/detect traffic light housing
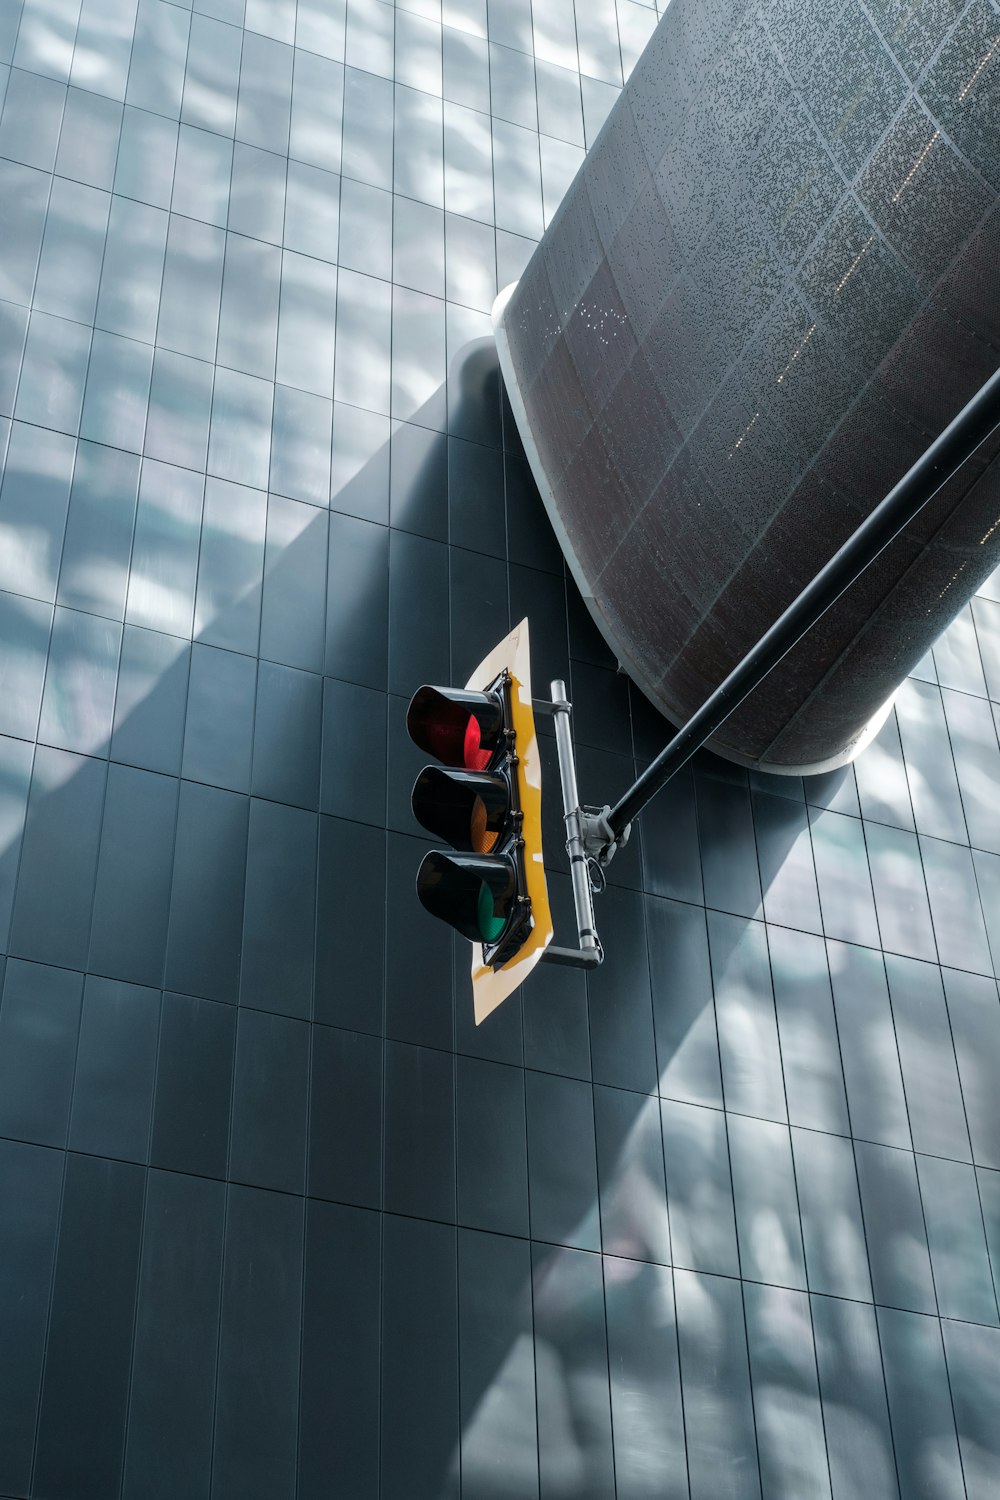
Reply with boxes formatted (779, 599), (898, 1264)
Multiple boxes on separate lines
(406, 619), (552, 1022)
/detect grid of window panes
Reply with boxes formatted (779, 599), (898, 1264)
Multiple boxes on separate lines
(1, 1), (999, 1498)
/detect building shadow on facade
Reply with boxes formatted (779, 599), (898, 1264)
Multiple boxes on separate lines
(0, 327), (908, 1500)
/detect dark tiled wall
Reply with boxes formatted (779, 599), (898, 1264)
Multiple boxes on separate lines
(1, 1), (999, 1499)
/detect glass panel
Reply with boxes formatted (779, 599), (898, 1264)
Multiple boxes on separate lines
(80, 330), (153, 453)
(769, 925), (850, 1134)
(96, 196), (168, 343)
(291, 50), (345, 173)
(182, 12), (242, 135)
(126, 459), (204, 638)
(114, 105), (179, 208)
(276, 250), (337, 397)
(646, 894), (723, 1108)
(674, 1268), (761, 1500)
(920, 832), (992, 976)
(14, 309), (91, 435)
(660, 1097), (739, 1277)
(532, 1242), (615, 1495)
(240, 797), (317, 1019)
(0, 67), (66, 171)
(854, 1139), (936, 1314)
(828, 937), (912, 1149)
(885, 952), (971, 1159)
(941, 1318), (1000, 1500)
(194, 475), (267, 654)
(251, 658), (322, 808)
(444, 99), (494, 223)
(182, 642), (256, 792)
(207, 367), (273, 490)
(752, 788), (823, 935)
(916, 1153), (998, 1326)
(69, 976), (159, 1160)
(608, 1258), (688, 1499)
(593, 1085), (669, 1266)
(792, 1128), (872, 1302)
(708, 910), (787, 1124)
(54, 87), (121, 189)
(877, 1304), (966, 1500)
(339, 177), (393, 282)
(123, 1171), (226, 1498)
(697, 773), (763, 921)
(895, 677), (968, 843)
(744, 1282), (832, 1500)
(728, 1114), (807, 1290)
(228, 141), (286, 242)
(942, 686), (1000, 855)
(944, 967), (1000, 1169)
(811, 1294), (899, 1500)
(864, 821), (936, 962)
(216, 232), (281, 380)
(38, 605), (121, 756)
(525, 1069), (600, 1251)
(111, 624), (190, 776)
(126, 0), (191, 119)
(456, 1056), (528, 1236)
(144, 348), (214, 470)
(235, 30), (293, 153)
(0, 421), (76, 605)
(855, 707), (915, 831)
(809, 805), (881, 948)
(157, 214), (226, 362)
(284, 159), (340, 262)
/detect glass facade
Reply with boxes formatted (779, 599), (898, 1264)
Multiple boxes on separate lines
(0, 1), (998, 1498)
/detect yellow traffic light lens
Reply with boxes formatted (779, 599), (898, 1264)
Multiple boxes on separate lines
(470, 795), (499, 854)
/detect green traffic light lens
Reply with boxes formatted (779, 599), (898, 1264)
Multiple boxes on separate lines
(477, 880), (507, 942)
(416, 850), (517, 948)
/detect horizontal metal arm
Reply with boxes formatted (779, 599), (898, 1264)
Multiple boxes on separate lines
(606, 363), (1000, 841)
(540, 944), (603, 968)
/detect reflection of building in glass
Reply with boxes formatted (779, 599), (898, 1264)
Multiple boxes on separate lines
(497, 0), (1000, 772)
(0, 3), (998, 1499)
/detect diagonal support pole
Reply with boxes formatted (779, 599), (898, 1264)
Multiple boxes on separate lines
(601, 363), (1000, 854)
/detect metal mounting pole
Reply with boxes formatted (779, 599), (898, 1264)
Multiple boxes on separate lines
(538, 680), (603, 969)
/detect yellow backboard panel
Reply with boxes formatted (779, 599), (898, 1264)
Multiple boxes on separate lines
(468, 619), (553, 1023)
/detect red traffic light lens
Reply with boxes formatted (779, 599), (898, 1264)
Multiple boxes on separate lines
(463, 715), (490, 770)
(407, 686), (503, 769)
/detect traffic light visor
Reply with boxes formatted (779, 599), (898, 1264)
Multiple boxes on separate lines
(411, 766), (510, 852)
(406, 686), (503, 770)
(416, 851), (517, 944)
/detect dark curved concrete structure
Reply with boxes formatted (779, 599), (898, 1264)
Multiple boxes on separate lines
(495, 0), (1000, 772)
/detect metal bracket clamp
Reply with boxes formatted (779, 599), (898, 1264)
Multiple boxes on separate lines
(535, 680), (605, 970)
(580, 805), (629, 868)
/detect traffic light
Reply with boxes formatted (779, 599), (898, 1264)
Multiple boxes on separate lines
(406, 620), (552, 1022)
